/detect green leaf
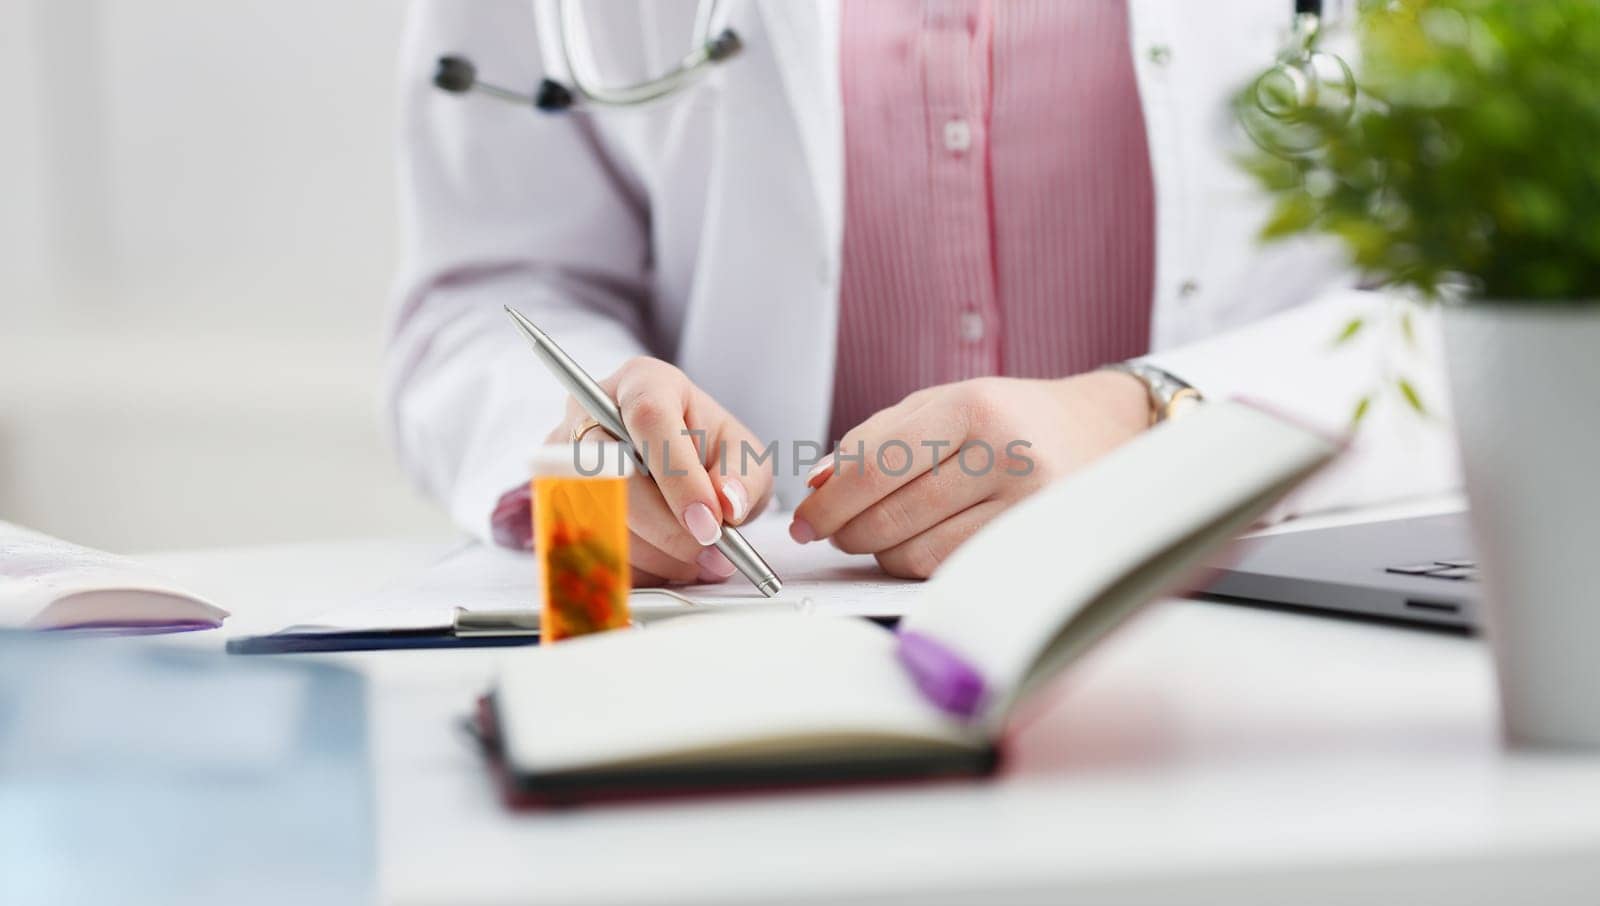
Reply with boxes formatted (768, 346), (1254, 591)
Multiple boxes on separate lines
(1399, 310), (1417, 348)
(1351, 395), (1374, 426)
(1260, 196), (1319, 240)
(1232, 0), (1600, 302)
(1236, 152), (1308, 193)
(1332, 317), (1367, 346)
(1396, 376), (1429, 416)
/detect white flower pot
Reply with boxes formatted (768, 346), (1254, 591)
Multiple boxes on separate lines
(1442, 304), (1600, 748)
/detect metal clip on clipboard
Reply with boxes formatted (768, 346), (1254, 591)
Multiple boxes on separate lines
(227, 608), (545, 655)
(451, 608), (545, 639)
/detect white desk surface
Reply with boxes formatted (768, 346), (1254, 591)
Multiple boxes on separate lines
(142, 501), (1600, 906)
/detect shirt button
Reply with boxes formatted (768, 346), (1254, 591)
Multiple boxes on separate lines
(943, 119), (972, 153)
(959, 312), (986, 343)
(1147, 45), (1173, 67)
(1178, 278), (1201, 301)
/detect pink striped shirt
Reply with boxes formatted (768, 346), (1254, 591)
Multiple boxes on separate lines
(830, 0), (1157, 440)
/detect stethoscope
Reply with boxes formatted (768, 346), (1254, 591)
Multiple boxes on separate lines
(433, 0), (1352, 157)
(433, 0), (740, 113)
(1241, 0), (1358, 157)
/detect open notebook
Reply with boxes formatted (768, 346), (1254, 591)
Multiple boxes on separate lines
(0, 523), (228, 633)
(478, 401), (1341, 804)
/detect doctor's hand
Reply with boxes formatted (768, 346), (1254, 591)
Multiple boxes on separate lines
(790, 373), (1149, 579)
(508, 357), (773, 586)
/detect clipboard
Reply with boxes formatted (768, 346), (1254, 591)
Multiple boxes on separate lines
(226, 608), (542, 655)
(227, 593), (902, 656)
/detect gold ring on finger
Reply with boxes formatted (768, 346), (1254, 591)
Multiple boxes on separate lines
(570, 418), (610, 444)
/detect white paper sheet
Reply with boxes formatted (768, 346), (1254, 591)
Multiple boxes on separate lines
(0, 521), (228, 630)
(301, 513), (924, 632)
(679, 515), (925, 617)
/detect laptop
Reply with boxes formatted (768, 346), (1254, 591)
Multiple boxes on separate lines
(1203, 512), (1479, 629)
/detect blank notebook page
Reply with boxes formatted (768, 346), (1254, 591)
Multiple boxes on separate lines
(496, 613), (976, 774)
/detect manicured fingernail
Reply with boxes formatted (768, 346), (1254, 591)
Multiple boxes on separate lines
(805, 458), (833, 486)
(696, 548), (736, 579)
(489, 483), (534, 550)
(721, 478), (749, 523)
(789, 518), (817, 544)
(684, 502), (722, 546)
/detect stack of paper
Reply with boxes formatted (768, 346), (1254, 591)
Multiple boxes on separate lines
(0, 521), (228, 633)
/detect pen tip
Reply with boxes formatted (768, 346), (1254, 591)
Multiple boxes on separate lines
(504, 306), (536, 336)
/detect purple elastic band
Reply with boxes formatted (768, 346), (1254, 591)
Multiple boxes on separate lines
(39, 620), (220, 636)
(895, 630), (987, 720)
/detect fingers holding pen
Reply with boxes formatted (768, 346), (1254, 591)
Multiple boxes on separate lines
(548, 355), (771, 586)
(685, 394), (773, 529)
(612, 358), (725, 547)
(624, 472), (719, 565)
(628, 530), (734, 586)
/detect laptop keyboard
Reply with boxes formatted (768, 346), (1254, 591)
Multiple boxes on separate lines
(1386, 560), (1479, 581)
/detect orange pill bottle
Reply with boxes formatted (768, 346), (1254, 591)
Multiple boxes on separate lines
(532, 443), (632, 643)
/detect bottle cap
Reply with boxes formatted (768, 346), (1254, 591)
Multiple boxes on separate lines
(531, 442), (635, 479)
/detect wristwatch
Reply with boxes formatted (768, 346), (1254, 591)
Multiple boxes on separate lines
(1099, 362), (1205, 425)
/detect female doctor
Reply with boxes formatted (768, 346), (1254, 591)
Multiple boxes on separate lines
(387, 0), (1455, 586)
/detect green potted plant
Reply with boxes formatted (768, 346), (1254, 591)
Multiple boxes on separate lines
(1239, 0), (1600, 747)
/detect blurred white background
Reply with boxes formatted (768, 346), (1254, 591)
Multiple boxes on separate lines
(0, 0), (453, 551)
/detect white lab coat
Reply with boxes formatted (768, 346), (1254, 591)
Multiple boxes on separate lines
(387, 0), (1458, 541)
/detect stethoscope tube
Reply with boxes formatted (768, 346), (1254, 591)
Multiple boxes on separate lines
(555, 0), (739, 109)
(432, 0), (739, 113)
(1241, 0), (1357, 158)
(433, 0), (1345, 156)
(432, 56), (577, 112)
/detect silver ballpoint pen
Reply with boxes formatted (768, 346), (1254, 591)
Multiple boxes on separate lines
(504, 306), (783, 597)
